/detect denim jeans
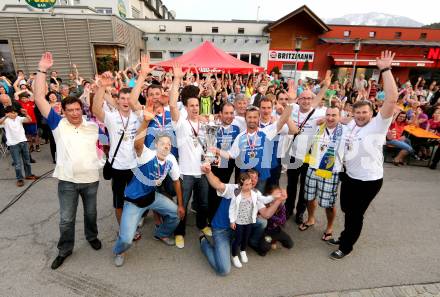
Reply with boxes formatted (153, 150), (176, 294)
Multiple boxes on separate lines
(113, 192), (179, 255)
(57, 180), (99, 257)
(174, 174), (209, 236)
(386, 139), (414, 154)
(200, 228), (233, 276)
(9, 141), (32, 180)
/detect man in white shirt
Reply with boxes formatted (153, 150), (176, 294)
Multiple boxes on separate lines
(329, 51), (398, 260)
(284, 72), (331, 225)
(34, 52), (103, 270)
(0, 106), (38, 187)
(169, 65), (211, 249)
(92, 72), (142, 226)
(299, 106), (346, 242)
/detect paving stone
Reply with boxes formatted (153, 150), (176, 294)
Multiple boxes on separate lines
(359, 289), (374, 297)
(348, 292), (363, 297)
(424, 285), (440, 295)
(325, 293), (341, 297)
(414, 285), (427, 294)
(392, 287), (407, 297)
(382, 287), (396, 297)
(371, 288), (385, 297)
(400, 286), (418, 297)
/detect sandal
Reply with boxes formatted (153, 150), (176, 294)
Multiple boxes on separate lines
(298, 222), (314, 231)
(133, 229), (142, 241)
(321, 232), (333, 242)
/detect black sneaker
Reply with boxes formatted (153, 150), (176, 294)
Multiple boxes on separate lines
(51, 252), (72, 270)
(329, 249), (349, 260)
(30, 158), (36, 163)
(327, 238), (340, 246)
(88, 238), (102, 250)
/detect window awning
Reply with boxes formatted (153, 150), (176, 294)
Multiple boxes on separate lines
(329, 53), (437, 68)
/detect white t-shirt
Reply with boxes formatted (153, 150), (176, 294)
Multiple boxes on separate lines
(104, 110), (141, 170)
(308, 124), (347, 173)
(232, 115), (246, 132)
(4, 116), (27, 146)
(172, 116), (205, 176)
(289, 104), (326, 160)
(344, 113), (393, 181)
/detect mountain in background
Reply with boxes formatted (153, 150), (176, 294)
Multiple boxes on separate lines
(326, 12), (424, 27)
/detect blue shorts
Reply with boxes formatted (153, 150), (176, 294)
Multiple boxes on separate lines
(24, 124), (38, 136)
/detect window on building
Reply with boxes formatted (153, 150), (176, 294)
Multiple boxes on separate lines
(170, 51), (183, 58)
(239, 53), (250, 63)
(73, 0), (80, 4)
(132, 6), (141, 18)
(149, 51), (163, 59)
(369, 31), (376, 38)
(343, 30), (351, 37)
(420, 33), (427, 39)
(229, 53), (238, 58)
(238, 28), (245, 34)
(395, 32), (402, 39)
(185, 26), (192, 33)
(282, 64), (295, 71)
(250, 53), (261, 66)
(212, 27), (219, 33)
(96, 7), (112, 14)
(159, 25), (166, 32)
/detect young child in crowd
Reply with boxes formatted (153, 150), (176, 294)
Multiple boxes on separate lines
(0, 106), (38, 187)
(229, 172), (260, 268)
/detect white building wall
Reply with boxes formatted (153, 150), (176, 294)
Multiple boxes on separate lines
(128, 19), (271, 68)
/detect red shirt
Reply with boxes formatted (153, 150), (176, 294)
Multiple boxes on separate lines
(389, 121), (406, 139)
(428, 119), (440, 135)
(19, 100), (36, 123)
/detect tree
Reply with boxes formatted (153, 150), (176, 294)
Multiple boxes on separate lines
(422, 22), (440, 29)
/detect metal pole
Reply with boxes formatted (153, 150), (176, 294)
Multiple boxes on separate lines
(293, 50), (299, 81)
(351, 51), (358, 86)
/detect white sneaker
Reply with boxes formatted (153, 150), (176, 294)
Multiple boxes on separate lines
(114, 254), (125, 267)
(231, 256), (242, 268)
(239, 251), (248, 263)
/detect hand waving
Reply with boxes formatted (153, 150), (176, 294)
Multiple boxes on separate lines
(39, 52), (53, 72)
(376, 50), (395, 70)
(172, 62), (184, 80)
(140, 54), (157, 77)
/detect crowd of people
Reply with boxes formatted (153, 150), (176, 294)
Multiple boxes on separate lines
(0, 49), (439, 275)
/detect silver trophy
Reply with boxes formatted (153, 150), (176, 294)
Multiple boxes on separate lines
(200, 120), (221, 164)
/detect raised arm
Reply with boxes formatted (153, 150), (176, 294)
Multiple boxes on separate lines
(169, 63), (184, 122)
(276, 103), (294, 132)
(312, 70), (332, 108)
(377, 51), (398, 119)
(286, 79), (297, 104)
(258, 190), (287, 219)
(134, 100), (155, 156)
(33, 52), (53, 118)
(129, 55), (156, 111)
(92, 71), (114, 123)
(201, 163), (226, 193)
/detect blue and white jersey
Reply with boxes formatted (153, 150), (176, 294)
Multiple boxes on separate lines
(228, 122), (279, 181)
(216, 124), (241, 168)
(124, 145), (180, 200)
(145, 110), (178, 157)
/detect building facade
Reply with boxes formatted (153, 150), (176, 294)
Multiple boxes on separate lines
(265, 5), (440, 83)
(0, 12), (145, 79)
(129, 19), (270, 67)
(1, 0), (175, 20)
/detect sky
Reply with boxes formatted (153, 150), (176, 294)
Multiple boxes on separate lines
(164, 0), (439, 25)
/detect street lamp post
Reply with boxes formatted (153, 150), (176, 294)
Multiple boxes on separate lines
(291, 37), (302, 81)
(351, 39), (361, 86)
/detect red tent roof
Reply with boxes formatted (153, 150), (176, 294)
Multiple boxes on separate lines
(152, 41), (264, 74)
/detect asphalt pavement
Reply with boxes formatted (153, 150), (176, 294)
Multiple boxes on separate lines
(0, 145), (439, 297)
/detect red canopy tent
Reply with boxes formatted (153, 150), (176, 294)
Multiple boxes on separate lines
(151, 41), (264, 74)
